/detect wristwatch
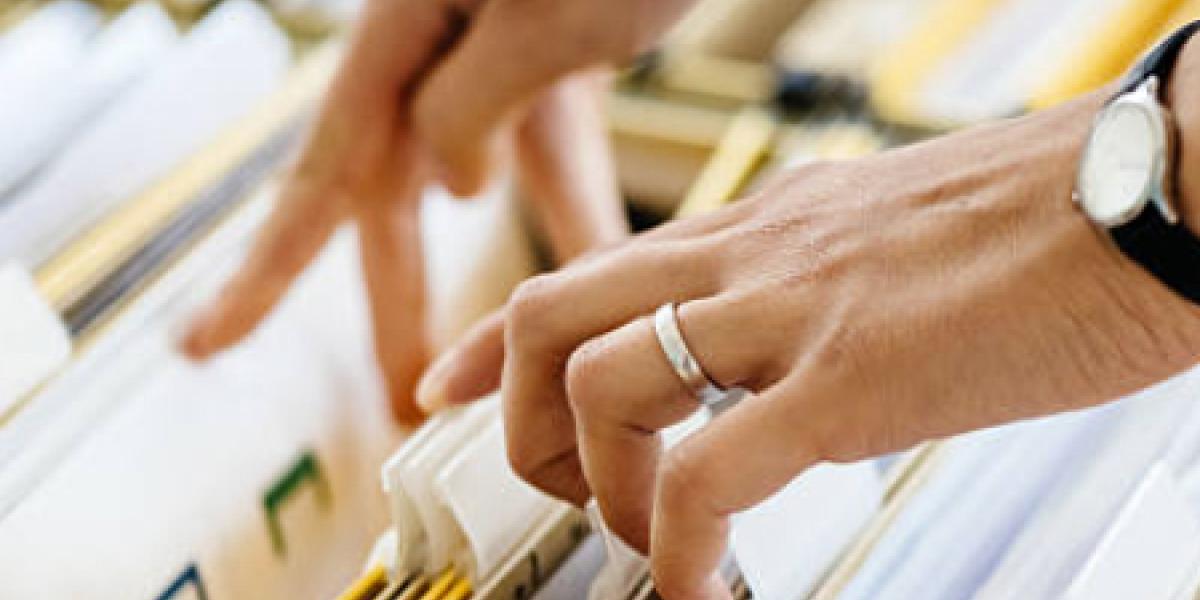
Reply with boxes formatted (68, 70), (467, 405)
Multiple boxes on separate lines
(1076, 21), (1200, 303)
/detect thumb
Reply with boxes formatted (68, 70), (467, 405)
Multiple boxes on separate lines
(416, 310), (506, 413)
(413, 0), (630, 197)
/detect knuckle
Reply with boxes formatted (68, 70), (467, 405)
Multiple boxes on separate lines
(495, 0), (621, 67)
(804, 414), (846, 463)
(564, 339), (609, 416)
(505, 434), (541, 484)
(507, 275), (561, 346)
(798, 394), (874, 465)
(657, 446), (713, 509)
(810, 313), (870, 382)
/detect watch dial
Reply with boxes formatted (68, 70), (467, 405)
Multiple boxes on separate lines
(1080, 103), (1158, 225)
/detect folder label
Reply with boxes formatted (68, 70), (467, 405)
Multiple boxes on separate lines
(0, 262), (71, 412)
(263, 449), (332, 556)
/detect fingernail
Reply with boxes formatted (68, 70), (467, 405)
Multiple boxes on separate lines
(416, 354), (454, 414)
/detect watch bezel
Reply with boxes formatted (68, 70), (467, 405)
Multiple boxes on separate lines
(1075, 77), (1177, 228)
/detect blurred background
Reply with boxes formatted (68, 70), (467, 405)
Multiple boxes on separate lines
(2, 0), (1200, 599)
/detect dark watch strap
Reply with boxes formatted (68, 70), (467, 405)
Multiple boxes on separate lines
(1113, 207), (1200, 303)
(1108, 21), (1200, 304)
(1120, 20), (1200, 96)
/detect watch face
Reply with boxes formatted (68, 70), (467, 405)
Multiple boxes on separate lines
(1078, 102), (1161, 226)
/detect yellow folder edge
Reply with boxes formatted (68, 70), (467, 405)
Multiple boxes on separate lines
(34, 39), (343, 312)
(870, 0), (1007, 129)
(1163, 0), (1200, 33)
(336, 564), (390, 600)
(420, 569), (464, 600)
(607, 92), (734, 150)
(657, 51), (775, 106)
(1029, 0), (1182, 110)
(675, 106), (775, 218)
(440, 578), (473, 600)
(0, 0), (38, 32)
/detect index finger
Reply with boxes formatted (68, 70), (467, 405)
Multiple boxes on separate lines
(181, 176), (344, 357)
(183, 0), (464, 358)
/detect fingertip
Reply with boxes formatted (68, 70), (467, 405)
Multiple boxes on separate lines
(424, 136), (491, 199)
(443, 165), (487, 199)
(179, 314), (216, 360)
(414, 88), (494, 199)
(179, 331), (207, 360)
(415, 365), (449, 415)
(390, 388), (428, 429)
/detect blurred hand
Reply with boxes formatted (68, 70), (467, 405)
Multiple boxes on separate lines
(417, 89), (1200, 598)
(180, 0), (704, 424)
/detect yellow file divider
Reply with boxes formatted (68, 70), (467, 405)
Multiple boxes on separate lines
(1029, 0), (1182, 109)
(1163, 0), (1200, 32)
(335, 565), (389, 600)
(676, 107), (775, 217)
(0, 0), (38, 32)
(421, 569), (466, 600)
(870, 0), (1007, 128)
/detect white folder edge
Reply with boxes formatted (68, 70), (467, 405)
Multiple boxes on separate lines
(394, 399), (499, 575)
(435, 417), (556, 582)
(0, 262), (71, 414)
(1063, 463), (1200, 600)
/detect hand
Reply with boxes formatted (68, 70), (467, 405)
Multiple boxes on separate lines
(418, 87), (1200, 598)
(179, 0), (704, 424)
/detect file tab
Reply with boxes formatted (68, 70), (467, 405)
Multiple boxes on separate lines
(0, 262), (70, 412)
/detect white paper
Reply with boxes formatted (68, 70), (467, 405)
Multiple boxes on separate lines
(381, 408), (456, 574)
(0, 1), (100, 115)
(395, 400), (498, 574)
(0, 2), (177, 197)
(0, 0), (290, 266)
(837, 423), (1016, 600)
(0, 263), (71, 411)
(869, 404), (1121, 600)
(974, 372), (1200, 600)
(421, 183), (534, 347)
(1063, 464), (1200, 600)
(732, 461), (882, 600)
(0, 218), (396, 599)
(587, 500), (650, 600)
(0, 169), (531, 597)
(435, 417), (556, 581)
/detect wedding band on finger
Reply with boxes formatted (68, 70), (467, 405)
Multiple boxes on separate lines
(654, 302), (727, 407)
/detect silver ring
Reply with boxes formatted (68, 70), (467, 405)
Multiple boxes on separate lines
(654, 302), (726, 406)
